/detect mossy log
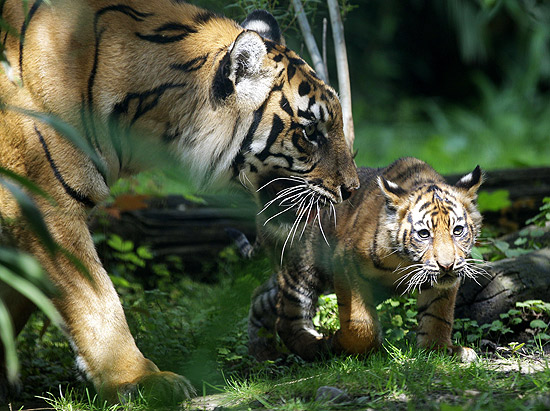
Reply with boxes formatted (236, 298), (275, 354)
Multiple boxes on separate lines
(455, 247), (550, 324)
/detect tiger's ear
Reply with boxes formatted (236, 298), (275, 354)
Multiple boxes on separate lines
(378, 176), (407, 208)
(226, 30), (275, 111)
(241, 10), (283, 44)
(455, 165), (483, 198)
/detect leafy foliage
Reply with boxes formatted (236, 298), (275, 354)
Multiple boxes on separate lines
(0, 169), (63, 383)
(454, 300), (550, 349)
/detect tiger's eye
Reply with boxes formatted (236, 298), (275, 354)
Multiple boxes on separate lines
(453, 225), (464, 236)
(417, 229), (430, 239)
(303, 124), (317, 140)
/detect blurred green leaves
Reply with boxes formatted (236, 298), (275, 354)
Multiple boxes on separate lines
(0, 168), (62, 383)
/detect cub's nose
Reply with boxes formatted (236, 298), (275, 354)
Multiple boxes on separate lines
(437, 261), (454, 272)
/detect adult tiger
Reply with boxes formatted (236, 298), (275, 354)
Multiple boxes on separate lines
(0, 0), (359, 403)
(248, 158), (483, 363)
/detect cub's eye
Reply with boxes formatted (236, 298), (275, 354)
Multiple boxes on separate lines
(303, 123), (317, 141)
(417, 229), (431, 239)
(453, 225), (465, 236)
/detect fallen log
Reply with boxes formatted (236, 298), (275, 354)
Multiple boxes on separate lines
(455, 247), (550, 324)
(447, 166), (550, 230)
(92, 167), (550, 281)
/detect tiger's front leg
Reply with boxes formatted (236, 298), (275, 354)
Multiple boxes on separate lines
(275, 266), (330, 360)
(32, 202), (195, 403)
(416, 284), (477, 363)
(331, 269), (382, 355)
(248, 275), (281, 361)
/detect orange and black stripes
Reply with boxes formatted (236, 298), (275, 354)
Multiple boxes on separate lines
(248, 157), (483, 361)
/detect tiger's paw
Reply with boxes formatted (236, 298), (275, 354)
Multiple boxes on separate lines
(119, 371), (196, 405)
(449, 346), (478, 363)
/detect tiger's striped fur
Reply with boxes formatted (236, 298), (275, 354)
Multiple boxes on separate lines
(0, 0), (358, 403)
(249, 157), (483, 362)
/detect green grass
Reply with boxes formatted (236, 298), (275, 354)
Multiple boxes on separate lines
(9, 248), (550, 410)
(222, 349), (550, 410)
(32, 338), (550, 410)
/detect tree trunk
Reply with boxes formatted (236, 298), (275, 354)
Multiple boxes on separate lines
(455, 247), (550, 324)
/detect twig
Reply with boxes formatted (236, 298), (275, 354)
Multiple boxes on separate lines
(322, 18), (328, 74)
(327, 0), (354, 149)
(290, 0), (329, 83)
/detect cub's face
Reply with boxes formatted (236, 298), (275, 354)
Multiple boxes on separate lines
(379, 168), (483, 292)
(403, 186), (480, 289)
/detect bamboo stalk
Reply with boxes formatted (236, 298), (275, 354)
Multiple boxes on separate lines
(327, 0), (354, 149)
(290, 0), (329, 83)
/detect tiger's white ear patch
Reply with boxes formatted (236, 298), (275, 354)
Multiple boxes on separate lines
(378, 176), (407, 207)
(455, 165), (483, 197)
(241, 10), (282, 43)
(229, 31), (275, 111)
(456, 173), (472, 186)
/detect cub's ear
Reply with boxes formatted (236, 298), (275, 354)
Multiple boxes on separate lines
(227, 30), (275, 111)
(455, 165), (483, 198)
(241, 10), (283, 44)
(378, 176), (407, 208)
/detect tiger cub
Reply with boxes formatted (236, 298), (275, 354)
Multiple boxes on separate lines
(248, 157), (483, 362)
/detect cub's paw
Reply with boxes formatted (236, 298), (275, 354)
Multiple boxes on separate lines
(449, 346), (478, 363)
(121, 371), (196, 405)
(249, 341), (284, 362)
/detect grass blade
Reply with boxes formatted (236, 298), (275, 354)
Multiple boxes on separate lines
(0, 265), (62, 326)
(0, 298), (18, 382)
(0, 179), (58, 254)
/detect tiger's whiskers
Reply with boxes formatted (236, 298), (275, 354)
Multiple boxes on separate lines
(256, 175), (336, 263)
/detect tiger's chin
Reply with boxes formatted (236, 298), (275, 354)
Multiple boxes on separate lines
(406, 270), (461, 293)
(256, 176), (335, 227)
(432, 272), (461, 289)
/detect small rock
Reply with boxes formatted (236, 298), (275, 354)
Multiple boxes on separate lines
(315, 386), (351, 404)
(525, 394), (550, 408)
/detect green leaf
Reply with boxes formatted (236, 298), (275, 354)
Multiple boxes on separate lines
(8, 106), (107, 178)
(0, 179), (57, 254)
(391, 314), (403, 327)
(0, 265), (62, 326)
(0, 167), (54, 204)
(477, 190), (511, 213)
(504, 248), (532, 258)
(470, 246), (485, 262)
(494, 240), (509, 252)
(110, 275), (131, 288)
(136, 246), (153, 260)
(0, 248), (56, 295)
(107, 235), (134, 253)
(0, 299), (18, 382)
(529, 228), (545, 238)
(530, 319), (548, 329)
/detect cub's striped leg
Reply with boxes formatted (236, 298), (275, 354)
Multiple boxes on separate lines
(416, 284), (477, 363)
(248, 275), (280, 361)
(331, 268), (383, 355)
(275, 266), (329, 361)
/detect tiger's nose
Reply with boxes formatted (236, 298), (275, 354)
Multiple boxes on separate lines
(437, 261), (454, 272)
(341, 186), (354, 201)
